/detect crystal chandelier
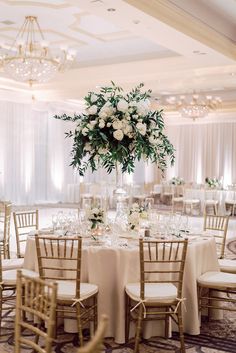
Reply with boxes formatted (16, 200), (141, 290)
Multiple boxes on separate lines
(166, 93), (222, 120)
(0, 16), (76, 85)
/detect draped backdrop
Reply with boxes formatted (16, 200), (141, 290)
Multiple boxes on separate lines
(166, 122), (236, 187)
(0, 101), (236, 204)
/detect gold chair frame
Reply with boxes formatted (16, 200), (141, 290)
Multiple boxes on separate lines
(203, 214), (229, 259)
(35, 235), (98, 346)
(13, 210), (39, 258)
(0, 202), (12, 259)
(125, 239), (188, 353)
(77, 314), (108, 353)
(15, 270), (57, 353)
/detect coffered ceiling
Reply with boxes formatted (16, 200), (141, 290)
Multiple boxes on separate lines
(0, 0), (235, 117)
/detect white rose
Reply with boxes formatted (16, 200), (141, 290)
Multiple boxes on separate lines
(87, 123), (94, 130)
(90, 94), (97, 103)
(136, 100), (150, 115)
(129, 212), (140, 224)
(117, 99), (129, 113)
(132, 203), (139, 209)
(87, 105), (98, 115)
(136, 122), (147, 136)
(82, 127), (89, 136)
(112, 120), (123, 130)
(107, 122), (112, 127)
(99, 119), (105, 128)
(98, 147), (108, 154)
(84, 143), (92, 151)
(149, 135), (156, 144)
(99, 111), (107, 119)
(129, 101), (137, 107)
(92, 207), (99, 215)
(113, 129), (124, 141)
(123, 124), (132, 135)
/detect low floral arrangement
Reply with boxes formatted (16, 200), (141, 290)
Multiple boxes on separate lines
(54, 82), (175, 176)
(205, 177), (221, 189)
(169, 177), (184, 185)
(87, 206), (104, 229)
(128, 203), (148, 230)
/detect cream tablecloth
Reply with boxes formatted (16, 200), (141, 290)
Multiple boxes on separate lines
(23, 236), (219, 343)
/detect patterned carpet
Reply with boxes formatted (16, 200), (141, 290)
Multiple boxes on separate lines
(0, 238), (235, 353)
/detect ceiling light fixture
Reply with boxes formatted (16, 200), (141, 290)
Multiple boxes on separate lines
(0, 16), (76, 86)
(166, 93), (222, 120)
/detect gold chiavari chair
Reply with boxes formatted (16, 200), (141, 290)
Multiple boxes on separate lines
(0, 251), (38, 333)
(77, 314), (108, 353)
(13, 210), (39, 258)
(15, 270), (57, 353)
(35, 235), (98, 346)
(203, 214), (236, 274)
(125, 239), (188, 353)
(0, 202), (12, 259)
(197, 268), (236, 325)
(203, 214), (229, 259)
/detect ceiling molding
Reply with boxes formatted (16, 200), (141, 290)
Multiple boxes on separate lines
(124, 0), (236, 61)
(0, 0), (71, 9)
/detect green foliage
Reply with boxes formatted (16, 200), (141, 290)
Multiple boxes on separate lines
(54, 82), (175, 176)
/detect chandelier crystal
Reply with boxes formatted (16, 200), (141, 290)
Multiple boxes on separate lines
(167, 93), (222, 120)
(0, 16), (76, 85)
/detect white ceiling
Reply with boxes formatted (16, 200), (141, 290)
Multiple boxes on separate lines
(0, 0), (235, 115)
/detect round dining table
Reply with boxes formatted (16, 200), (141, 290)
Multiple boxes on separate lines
(23, 234), (219, 344)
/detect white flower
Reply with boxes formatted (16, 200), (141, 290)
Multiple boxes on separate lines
(90, 94), (97, 103)
(107, 122), (112, 127)
(129, 212), (140, 225)
(99, 119), (105, 128)
(87, 123), (94, 130)
(123, 124), (133, 135)
(149, 135), (156, 144)
(129, 101), (137, 107)
(113, 129), (124, 141)
(98, 147), (108, 154)
(84, 143), (92, 151)
(117, 99), (129, 113)
(90, 120), (97, 126)
(136, 99), (150, 115)
(112, 120), (123, 130)
(136, 122), (147, 136)
(99, 111), (107, 119)
(82, 127), (89, 136)
(87, 105), (98, 115)
(132, 203), (139, 209)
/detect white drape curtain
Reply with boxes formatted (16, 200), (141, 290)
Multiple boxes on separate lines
(0, 102), (78, 204)
(166, 122), (236, 186)
(1, 100), (236, 204)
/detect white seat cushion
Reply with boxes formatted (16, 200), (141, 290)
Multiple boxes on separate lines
(3, 269), (38, 285)
(205, 200), (218, 205)
(2, 258), (24, 271)
(197, 271), (236, 288)
(57, 280), (98, 301)
(184, 199), (200, 204)
(218, 259), (236, 273)
(173, 197), (183, 202)
(125, 283), (177, 303)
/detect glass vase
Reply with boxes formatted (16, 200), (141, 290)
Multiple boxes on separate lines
(114, 163), (128, 227)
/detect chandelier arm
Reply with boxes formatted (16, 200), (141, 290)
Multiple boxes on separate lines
(10, 17), (27, 52)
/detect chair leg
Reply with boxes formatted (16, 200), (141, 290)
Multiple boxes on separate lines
(176, 304), (185, 353)
(0, 289), (2, 335)
(76, 303), (84, 346)
(125, 293), (130, 343)
(165, 307), (170, 338)
(134, 304), (143, 353)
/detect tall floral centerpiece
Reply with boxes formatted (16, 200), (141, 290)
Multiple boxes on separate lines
(54, 82), (175, 201)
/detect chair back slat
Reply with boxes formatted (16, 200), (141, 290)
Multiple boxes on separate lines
(14, 210), (38, 258)
(35, 235), (82, 298)
(15, 270), (57, 353)
(203, 214), (229, 258)
(139, 239), (188, 300)
(0, 202), (12, 258)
